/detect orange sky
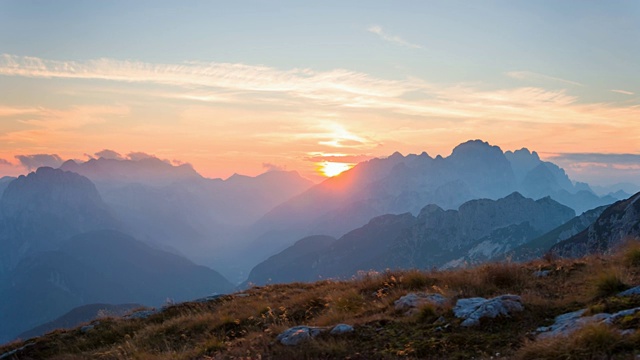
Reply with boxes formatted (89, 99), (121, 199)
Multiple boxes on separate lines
(1, 2), (639, 185)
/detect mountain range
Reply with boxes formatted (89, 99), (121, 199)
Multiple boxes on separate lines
(0, 168), (233, 343)
(0, 139), (636, 345)
(245, 192), (576, 285)
(243, 140), (622, 269)
(551, 191), (640, 257)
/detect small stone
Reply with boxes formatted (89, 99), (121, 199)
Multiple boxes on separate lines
(434, 316), (447, 324)
(276, 326), (326, 346)
(330, 324), (354, 335)
(533, 270), (550, 277)
(80, 325), (94, 333)
(125, 309), (159, 320)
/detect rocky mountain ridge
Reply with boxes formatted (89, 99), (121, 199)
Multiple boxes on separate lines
(246, 192), (575, 285)
(552, 192), (640, 257)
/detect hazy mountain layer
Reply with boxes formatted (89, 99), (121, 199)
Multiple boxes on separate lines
(0, 168), (234, 343)
(0, 230), (233, 343)
(0, 167), (120, 273)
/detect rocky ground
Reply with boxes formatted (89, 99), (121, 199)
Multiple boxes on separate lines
(3, 242), (640, 359)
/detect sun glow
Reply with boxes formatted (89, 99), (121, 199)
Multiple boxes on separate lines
(319, 161), (353, 177)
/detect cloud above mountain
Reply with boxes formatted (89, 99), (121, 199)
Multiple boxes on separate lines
(95, 149), (124, 160)
(547, 153), (640, 186)
(15, 154), (64, 170)
(0, 53), (638, 182)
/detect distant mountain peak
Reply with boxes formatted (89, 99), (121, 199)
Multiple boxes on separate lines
(59, 156), (202, 186)
(504, 191), (525, 200)
(388, 151), (404, 160)
(451, 139), (501, 154)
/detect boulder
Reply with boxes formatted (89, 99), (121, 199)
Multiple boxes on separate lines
(453, 295), (524, 327)
(394, 293), (448, 313)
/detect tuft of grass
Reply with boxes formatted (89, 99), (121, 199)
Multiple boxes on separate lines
(623, 241), (640, 267)
(593, 271), (628, 299)
(415, 303), (437, 323)
(399, 270), (436, 291)
(480, 262), (528, 291)
(333, 289), (366, 314)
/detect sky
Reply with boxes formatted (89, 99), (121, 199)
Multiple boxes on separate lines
(0, 0), (639, 184)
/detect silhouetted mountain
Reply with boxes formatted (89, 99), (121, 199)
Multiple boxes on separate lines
(0, 167), (119, 273)
(591, 183), (640, 197)
(551, 192), (640, 257)
(247, 140), (607, 269)
(0, 230), (233, 343)
(17, 303), (143, 340)
(248, 192), (575, 284)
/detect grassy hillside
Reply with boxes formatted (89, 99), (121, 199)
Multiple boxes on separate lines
(3, 242), (640, 359)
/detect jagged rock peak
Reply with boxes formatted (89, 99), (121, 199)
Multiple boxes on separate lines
(388, 151), (404, 160)
(418, 203), (445, 218)
(3, 167), (100, 203)
(505, 148), (541, 161)
(504, 191), (525, 200)
(450, 139), (503, 157)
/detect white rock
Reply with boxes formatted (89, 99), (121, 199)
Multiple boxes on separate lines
(536, 307), (640, 339)
(453, 295), (524, 327)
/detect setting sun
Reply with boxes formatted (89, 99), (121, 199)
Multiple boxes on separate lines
(319, 161), (353, 177)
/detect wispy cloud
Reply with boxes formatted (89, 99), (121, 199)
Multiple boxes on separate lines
(0, 54), (419, 101)
(545, 152), (640, 186)
(0, 106), (39, 117)
(4, 54), (639, 128)
(367, 25), (422, 49)
(506, 71), (583, 87)
(611, 89), (634, 95)
(548, 153), (640, 165)
(1, 54), (639, 180)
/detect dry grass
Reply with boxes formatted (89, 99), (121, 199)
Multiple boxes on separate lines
(3, 252), (640, 359)
(516, 323), (640, 360)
